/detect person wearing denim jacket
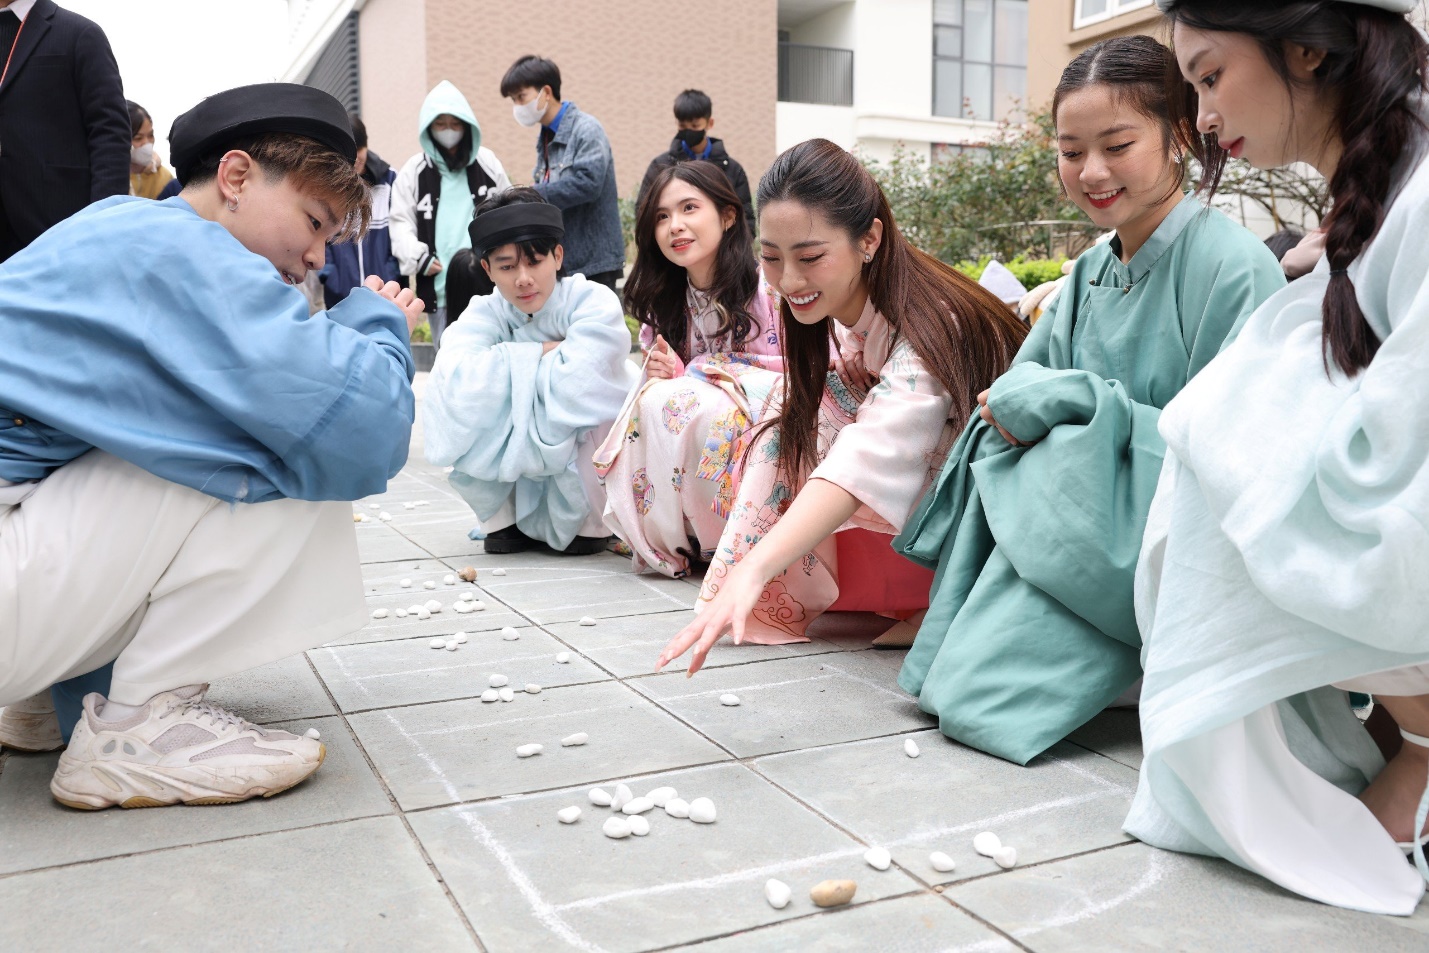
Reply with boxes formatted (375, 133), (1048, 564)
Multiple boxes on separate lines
(500, 55), (624, 290)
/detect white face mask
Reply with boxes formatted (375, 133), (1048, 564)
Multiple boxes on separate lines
(130, 143), (154, 168)
(512, 90), (547, 127)
(431, 127), (463, 150)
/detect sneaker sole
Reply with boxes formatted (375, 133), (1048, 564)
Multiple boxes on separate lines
(482, 539), (536, 554)
(50, 744), (326, 811)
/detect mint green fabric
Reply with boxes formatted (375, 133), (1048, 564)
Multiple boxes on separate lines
(895, 196), (1285, 765)
(418, 81), (483, 307)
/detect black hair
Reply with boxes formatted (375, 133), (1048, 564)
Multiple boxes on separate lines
(674, 89), (713, 122)
(444, 248), (493, 320)
(1163, 0), (1428, 377)
(348, 112), (367, 150)
(625, 161), (757, 360)
(473, 186), (565, 273)
(500, 55), (562, 100)
(428, 116), (472, 167)
(1053, 35), (1223, 205)
(1263, 226), (1306, 262)
(127, 100), (151, 138)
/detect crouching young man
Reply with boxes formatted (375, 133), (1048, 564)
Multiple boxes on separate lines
(424, 188), (638, 555)
(0, 84), (423, 808)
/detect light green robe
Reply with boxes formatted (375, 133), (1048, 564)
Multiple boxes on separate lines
(895, 195), (1285, 765)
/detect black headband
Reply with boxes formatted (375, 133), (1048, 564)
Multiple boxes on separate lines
(169, 83), (356, 183)
(469, 203), (565, 257)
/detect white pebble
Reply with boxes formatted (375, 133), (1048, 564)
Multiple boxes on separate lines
(556, 652), (571, 663)
(470, 601), (486, 611)
(719, 694), (741, 707)
(602, 816), (631, 839)
(765, 879), (792, 910)
(368, 504), (380, 510)
(454, 633), (468, 644)
(416, 608), (431, 620)
(403, 502), (415, 510)
(445, 640), (459, 651)
(628, 815), (650, 836)
(663, 798), (690, 819)
(864, 846), (892, 871)
(557, 806), (582, 824)
(524, 683), (542, 694)
(993, 846), (1018, 869)
(413, 500), (430, 507)
(371, 608), (389, 620)
(460, 592), (475, 602)
(394, 608), (408, 618)
(303, 728), (321, 740)
(453, 602), (471, 614)
(688, 797), (717, 824)
(905, 738), (920, 758)
(561, 733), (588, 747)
(429, 638), (446, 649)
(492, 568), (507, 576)
(423, 580), (436, 590)
(621, 797), (655, 815)
(973, 832), (1002, 858)
(489, 675), (509, 688)
(578, 616), (597, 626)
(443, 574), (456, 585)
(400, 578), (412, 588)
(480, 689), (498, 703)
(498, 687), (515, 702)
(378, 512), (392, 521)
(516, 743), (543, 758)
(611, 783), (633, 812)
(407, 604), (424, 614)
(930, 851), (956, 873)
(647, 786), (677, 807)
(588, 787), (613, 806)
(500, 626), (520, 641)
(424, 599), (443, 613)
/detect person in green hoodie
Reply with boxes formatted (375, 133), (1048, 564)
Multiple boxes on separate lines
(391, 80), (511, 347)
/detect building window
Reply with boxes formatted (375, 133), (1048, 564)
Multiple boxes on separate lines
(933, 0), (1027, 122)
(1072, 0), (1153, 30)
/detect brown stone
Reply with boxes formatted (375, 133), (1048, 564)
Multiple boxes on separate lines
(809, 879), (857, 908)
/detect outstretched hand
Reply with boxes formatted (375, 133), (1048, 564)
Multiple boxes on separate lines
(655, 560), (767, 677)
(365, 275), (425, 332)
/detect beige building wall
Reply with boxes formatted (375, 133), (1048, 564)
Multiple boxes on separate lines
(1027, 0), (1163, 111)
(384, 0), (780, 199)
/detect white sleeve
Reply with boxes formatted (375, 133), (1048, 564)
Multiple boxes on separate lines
(389, 155), (430, 276)
(480, 147), (513, 192)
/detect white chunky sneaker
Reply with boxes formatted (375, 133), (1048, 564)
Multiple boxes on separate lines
(49, 686), (324, 810)
(0, 690), (65, 752)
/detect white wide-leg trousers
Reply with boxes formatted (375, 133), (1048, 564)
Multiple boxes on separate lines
(0, 451), (366, 707)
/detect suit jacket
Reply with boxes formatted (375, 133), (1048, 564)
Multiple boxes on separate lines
(0, 0), (128, 253)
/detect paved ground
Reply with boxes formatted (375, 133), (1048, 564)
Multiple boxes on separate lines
(2, 377), (1427, 952)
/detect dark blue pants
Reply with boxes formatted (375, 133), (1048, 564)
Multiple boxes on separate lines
(48, 664), (113, 743)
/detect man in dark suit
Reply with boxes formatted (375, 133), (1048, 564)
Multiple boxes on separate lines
(0, 0), (128, 261)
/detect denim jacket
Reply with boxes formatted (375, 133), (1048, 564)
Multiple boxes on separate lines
(532, 103), (625, 278)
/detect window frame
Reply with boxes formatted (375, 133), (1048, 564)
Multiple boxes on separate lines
(932, 0), (1027, 123)
(1072, 0), (1153, 31)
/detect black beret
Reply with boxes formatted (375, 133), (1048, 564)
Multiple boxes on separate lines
(169, 83), (356, 182)
(469, 202), (565, 257)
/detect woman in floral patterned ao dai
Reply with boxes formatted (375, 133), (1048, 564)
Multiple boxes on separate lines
(596, 163), (782, 578)
(656, 139), (1028, 673)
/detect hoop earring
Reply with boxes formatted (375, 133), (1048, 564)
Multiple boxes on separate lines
(226, 199), (239, 212)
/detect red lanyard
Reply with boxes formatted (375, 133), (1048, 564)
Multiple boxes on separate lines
(0, 11), (28, 89)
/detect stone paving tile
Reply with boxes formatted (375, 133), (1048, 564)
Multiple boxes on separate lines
(630, 652), (935, 757)
(668, 894), (1017, 953)
(0, 716), (389, 875)
(754, 730), (1137, 886)
(482, 566), (698, 624)
(360, 557), (464, 590)
(205, 654), (336, 724)
(310, 627), (611, 712)
(407, 762), (923, 953)
(348, 681), (731, 811)
(545, 609), (848, 678)
(0, 816), (476, 953)
(1066, 709), (1143, 770)
(358, 525), (430, 563)
(948, 842), (1429, 953)
(440, 549), (637, 574)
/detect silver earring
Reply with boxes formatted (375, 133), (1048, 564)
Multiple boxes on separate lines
(226, 199), (238, 212)
(864, 253), (872, 263)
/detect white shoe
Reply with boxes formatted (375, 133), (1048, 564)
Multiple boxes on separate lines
(50, 686), (324, 810)
(0, 690), (65, 752)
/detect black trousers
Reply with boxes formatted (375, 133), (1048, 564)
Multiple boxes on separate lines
(586, 269), (622, 293)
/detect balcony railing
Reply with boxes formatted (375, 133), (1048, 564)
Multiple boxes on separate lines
(778, 42), (854, 107)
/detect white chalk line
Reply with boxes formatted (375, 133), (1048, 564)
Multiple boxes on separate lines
(654, 673), (840, 702)
(405, 700), (639, 737)
(380, 710), (608, 953)
(815, 659), (921, 705)
(350, 649), (565, 682)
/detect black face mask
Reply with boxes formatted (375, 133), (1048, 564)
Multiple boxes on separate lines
(675, 128), (706, 148)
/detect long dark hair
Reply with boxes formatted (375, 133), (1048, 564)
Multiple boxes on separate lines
(1053, 34), (1226, 204)
(757, 138), (1028, 480)
(624, 163), (759, 359)
(1163, 0), (1428, 376)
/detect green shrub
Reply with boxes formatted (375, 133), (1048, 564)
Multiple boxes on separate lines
(410, 321), (431, 344)
(953, 255), (1067, 290)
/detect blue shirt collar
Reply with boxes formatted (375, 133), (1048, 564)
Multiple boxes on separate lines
(680, 137), (714, 160)
(544, 101), (572, 135)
